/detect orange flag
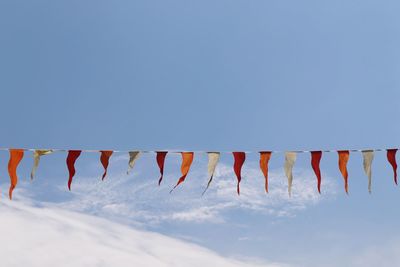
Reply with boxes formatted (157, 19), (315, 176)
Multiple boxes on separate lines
(100, 150), (113, 180)
(156, 152), (168, 185)
(387, 149), (398, 185)
(311, 151), (322, 193)
(338, 150), (350, 194)
(170, 152), (194, 192)
(233, 152), (246, 195)
(259, 152), (272, 193)
(8, 149), (24, 200)
(67, 150), (82, 190)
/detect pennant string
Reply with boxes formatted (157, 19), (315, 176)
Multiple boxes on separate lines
(156, 152), (168, 185)
(170, 152), (194, 193)
(0, 147), (399, 199)
(338, 150), (350, 194)
(100, 151), (113, 180)
(67, 150), (82, 191)
(233, 152), (246, 195)
(0, 147), (396, 154)
(311, 151), (322, 194)
(259, 152), (272, 193)
(387, 149), (398, 185)
(202, 152), (220, 195)
(0, 147), (393, 157)
(8, 149), (24, 200)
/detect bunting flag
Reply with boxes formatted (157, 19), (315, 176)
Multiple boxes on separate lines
(8, 149), (24, 200)
(284, 152), (297, 197)
(156, 151), (168, 185)
(311, 151), (322, 193)
(100, 150), (113, 180)
(338, 150), (350, 194)
(66, 150), (82, 190)
(387, 149), (398, 185)
(233, 152), (246, 195)
(202, 152), (220, 195)
(127, 151), (141, 175)
(259, 151), (272, 193)
(30, 149), (53, 180)
(171, 152), (194, 192)
(0, 146), (400, 199)
(362, 150), (374, 193)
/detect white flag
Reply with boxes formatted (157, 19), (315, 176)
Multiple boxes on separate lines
(31, 149), (53, 179)
(127, 151), (141, 174)
(202, 152), (220, 195)
(284, 152), (297, 197)
(362, 150), (374, 193)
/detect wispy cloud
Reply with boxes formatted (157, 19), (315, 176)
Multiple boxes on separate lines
(25, 158), (338, 225)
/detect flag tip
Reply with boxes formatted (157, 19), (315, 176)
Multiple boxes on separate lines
(169, 184), (178, 194)
(202, 186), (210, 196)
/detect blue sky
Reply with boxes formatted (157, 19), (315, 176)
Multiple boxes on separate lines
(0, 0), (400, 266)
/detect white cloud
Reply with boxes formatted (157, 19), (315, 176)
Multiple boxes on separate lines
(0, 200), (289, 267)
(36, 159), (338, 225)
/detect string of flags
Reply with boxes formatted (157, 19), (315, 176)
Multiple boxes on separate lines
(0, 147), (398, 200)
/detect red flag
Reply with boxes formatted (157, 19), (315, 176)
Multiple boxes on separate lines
(100, 150), (113, 180)
(8, 149), (24, 200)
(233, 152), (246, 195)
(156, 152), (168, 185)
(311, 151), (322, 193)
(387, 149), (398, 185)
(67, 150), (82, 190)
(170, 152), (194, 192)
(259, 152), (272, 193)
(338, 150), (350, 194)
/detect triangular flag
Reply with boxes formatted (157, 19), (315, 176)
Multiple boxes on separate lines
(284, 152), (297, 197)
(171, 152), (194, 192)
(362, 150), (374, 193)
(127, 151), (141, 175)
(67, 150), (82, 190)
(100, 150), (113, 180)
(259, 151), (272, 193)
(311, 151), (322, 193)
(8, 149), (24, 200)
(338, 150), (350, 194)
(156, 152), (168, 185)
(232, 152), (246, 195)
(30, 149), (53, 180)
(387, 149), (398, 185)
(202, 152), (220, 195)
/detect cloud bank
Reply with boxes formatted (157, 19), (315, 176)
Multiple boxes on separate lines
(0, 201), (288, 267)
(41, 159), (338, 225)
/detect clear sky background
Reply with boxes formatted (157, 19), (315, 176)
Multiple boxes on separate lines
(0, 1), (400, 266)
